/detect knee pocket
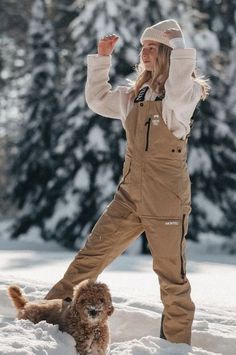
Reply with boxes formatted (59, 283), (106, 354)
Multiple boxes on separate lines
(147, 215), (188, 280)
(118, 157), (131, 189)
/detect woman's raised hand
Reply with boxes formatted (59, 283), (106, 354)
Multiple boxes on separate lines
(163, 28), (182, 40)
(98, 34), (119, 56)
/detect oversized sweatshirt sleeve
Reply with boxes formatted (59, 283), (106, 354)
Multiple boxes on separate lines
(85, 54), (130, 121)
(162, 48), (202, 139)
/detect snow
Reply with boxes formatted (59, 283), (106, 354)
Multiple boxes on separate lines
(74, 167), (90, 190)
(45, 188), (82, 232)
(96, 167), (116, 199)
(87, 126), (107, 152)
(0, 320), (77, 355)
(194, 29), (220, 53)
(194, 193), (224, 227)
(0, 224), (236, 355)
(188, 148), (212, 174)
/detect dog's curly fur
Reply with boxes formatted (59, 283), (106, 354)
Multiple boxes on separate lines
(8, 279), (114, 355)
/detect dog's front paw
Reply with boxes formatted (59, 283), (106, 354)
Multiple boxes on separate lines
(76, 341), (94, 355)
(77, 349), (92, 355)
(90, 346), (107, 355)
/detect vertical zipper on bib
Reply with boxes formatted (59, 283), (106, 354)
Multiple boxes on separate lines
(180, 214), (185, 279)
(145, 117), (151, 151)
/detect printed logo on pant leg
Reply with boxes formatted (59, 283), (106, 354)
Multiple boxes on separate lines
(164, 221), (179, 225)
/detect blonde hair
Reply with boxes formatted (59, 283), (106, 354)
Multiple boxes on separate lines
(130, 43), (210, 100)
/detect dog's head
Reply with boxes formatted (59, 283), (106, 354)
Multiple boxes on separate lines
(72, 280), (114, 324)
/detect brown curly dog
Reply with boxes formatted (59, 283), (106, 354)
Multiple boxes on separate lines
(8, 279), (114, 355)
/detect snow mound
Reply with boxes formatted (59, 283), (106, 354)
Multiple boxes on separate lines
(0, 319), (76, 355)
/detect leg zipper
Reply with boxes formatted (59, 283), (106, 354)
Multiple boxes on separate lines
(160, 314), (167, 340)
(180, 214), (186, 279)
(145, 117), (151, 151)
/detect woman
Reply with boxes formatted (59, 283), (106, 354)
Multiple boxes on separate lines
(45, 19), (209, 345)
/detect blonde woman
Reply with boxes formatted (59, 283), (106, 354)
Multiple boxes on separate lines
(45, 19), (209, 345)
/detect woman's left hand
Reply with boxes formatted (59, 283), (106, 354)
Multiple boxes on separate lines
(163, 28), (182, 40)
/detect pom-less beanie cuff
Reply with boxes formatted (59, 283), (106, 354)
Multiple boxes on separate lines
(140, 19), (184, 48)
(140, 28), (170, 46)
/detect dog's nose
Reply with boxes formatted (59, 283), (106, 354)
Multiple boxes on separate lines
(90, 309), (97, 317)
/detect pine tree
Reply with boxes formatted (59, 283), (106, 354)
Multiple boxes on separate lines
(54, 0), (235, 250)
(10, 0), (236, 252)
(42, 0), (156, 249)
(182, 0), (236, 245)
(0, 0), (32, 216)
(42, 0), (236, 249)
(10, 0), (61, 239)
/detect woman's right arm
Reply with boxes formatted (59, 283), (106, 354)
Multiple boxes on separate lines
(85, 35), (130, 120)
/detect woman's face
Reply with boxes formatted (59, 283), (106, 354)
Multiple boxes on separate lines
(140, 40), (160, 71)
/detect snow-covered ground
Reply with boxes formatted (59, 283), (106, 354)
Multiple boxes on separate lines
(0, 221), (235, 355)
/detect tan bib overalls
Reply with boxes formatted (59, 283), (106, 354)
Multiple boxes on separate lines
(45, 98), (195, 345)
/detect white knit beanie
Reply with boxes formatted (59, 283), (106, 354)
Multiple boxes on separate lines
(140, 19), (184, 48)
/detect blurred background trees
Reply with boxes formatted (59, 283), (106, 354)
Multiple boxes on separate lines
(0, 0), (235, 252)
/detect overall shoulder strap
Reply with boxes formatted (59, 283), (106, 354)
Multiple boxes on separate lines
(134, 86), (149, 102)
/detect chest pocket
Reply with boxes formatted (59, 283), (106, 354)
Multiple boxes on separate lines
(144, 115), (161, 151)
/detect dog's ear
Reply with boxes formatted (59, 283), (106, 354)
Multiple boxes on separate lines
(73, 279), (91, 299)
(107, 304), (114, 316)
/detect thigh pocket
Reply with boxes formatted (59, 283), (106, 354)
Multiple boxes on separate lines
(118, 158), (131, 189)
(91, 200), (131, 236)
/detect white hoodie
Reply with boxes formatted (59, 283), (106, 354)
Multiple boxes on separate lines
(85, 46), (202, 140)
